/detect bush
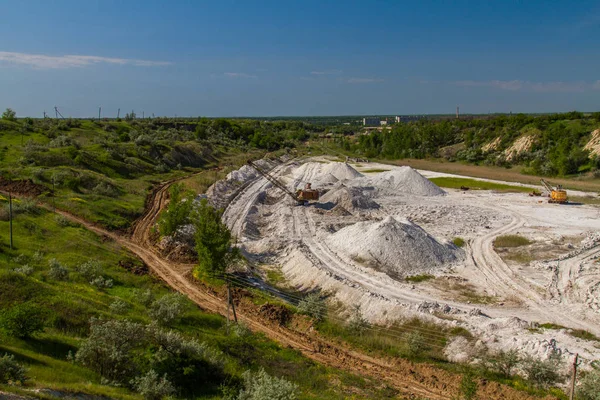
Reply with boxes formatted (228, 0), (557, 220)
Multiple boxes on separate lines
(149, 293), (185, 326)
(0, 303), (46, 338)
(453, 237), (465, 247)
(75, 318), (146, 383)
(2, 108), (16, 121)
(578, 369), (600, 400)
(0, 354), (28, 384)
(236, 368), (298, 400)
(48, 258), (69, 281)
(405, 331), (429, 357)
(297, 293), (326, 322)
(77, 259), (103, 280)
(522, 355), (564, 388)
(138, 289), (155, 307)
(483, 349), (521, 377)
(55, 214), (78, 228)
(346, 305), (369, 336)
(109, 299), (129, 315)
(13, 265), (34, 276)
(91, 181), (120, 197)
(90, 276), (113, 290)
(131, 370), (175, 400)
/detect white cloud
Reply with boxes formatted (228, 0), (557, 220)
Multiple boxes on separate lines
(452, 79), (589, 93)
(224, 72), (257, 79)
(0, 51), (171, 69)
(347, 77), (384, 84)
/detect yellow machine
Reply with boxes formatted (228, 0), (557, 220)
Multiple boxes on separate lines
(540, 179), (568, 204)
(296, 183), (319, 202)
(247, 160), (319, 205)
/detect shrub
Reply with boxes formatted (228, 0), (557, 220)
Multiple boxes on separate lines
(49, 135), (74, 148)
(0, 354), (28, 384)
(405, 331), (429, 357)
(522, 355), (564, 388)
(75, 318), (146, 382)
(131, 370), (175, 400)
(453, 237), (465, 247)
(48, 259), (69, 281)
(297, 293), (326, 322)
(0, 303), (46, 338)
(149, 293), (185, 326)
(578, 369), (600, 400)
(90, 276), (113, 290)
(55, 214), (78, 228)
(13, 265), (34, 276)
(483, 349), (521, 377)
(91, 181), (120, 197)
(236, 368), (298, 400)
(109, 299), (129, 315)
(12, 198), (40, 216)
(138, 289), (155, 307)
(77, 259), (103, 281)
(347, 305), (369, 336)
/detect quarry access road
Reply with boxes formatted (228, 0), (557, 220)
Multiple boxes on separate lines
(47, 173), (459, 400)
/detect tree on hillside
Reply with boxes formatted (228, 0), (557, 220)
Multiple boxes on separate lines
(192, 199), (240, 276)
(2, 108), (16, 121)
(158, 183), (195, 237)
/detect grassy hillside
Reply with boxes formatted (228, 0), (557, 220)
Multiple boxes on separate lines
(0, 201), (401, 399)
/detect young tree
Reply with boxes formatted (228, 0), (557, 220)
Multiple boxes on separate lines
(578, 369), (600, 400)
(0, 303), (46, 338)
(158, 183), (195, 237)
(192, 199), (240, 276)
(2, 108), (16, 121)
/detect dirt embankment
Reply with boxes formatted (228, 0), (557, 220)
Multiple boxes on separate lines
(45, 172), (557, 400)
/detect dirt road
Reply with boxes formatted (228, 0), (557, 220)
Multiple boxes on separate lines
(49, 173), (557, 400)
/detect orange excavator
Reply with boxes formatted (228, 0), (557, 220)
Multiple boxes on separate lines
(247, 160), (319, 205)
(540, 179), (568, 204)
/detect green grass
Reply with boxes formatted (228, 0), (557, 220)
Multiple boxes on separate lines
(429, 177), (531, 193)
(405, 274), (434, 283)
(0, 205), (400, 399)
(494, 235), (532, 248)
(535, 323), (600, 342)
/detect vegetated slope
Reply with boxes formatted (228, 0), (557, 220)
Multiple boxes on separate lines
(0, 200), (405, 400)
(0, 117), (317, 230)
(343, 111), (600, 177)
(325, 216), (460, 278)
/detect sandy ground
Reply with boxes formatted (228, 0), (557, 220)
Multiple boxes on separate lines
(212, 157), (600, 368)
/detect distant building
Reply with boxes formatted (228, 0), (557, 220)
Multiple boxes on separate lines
(380, 120), (388, 125)
(362, 117), (380, 126)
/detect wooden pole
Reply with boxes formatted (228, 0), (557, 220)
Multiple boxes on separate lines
(569, 353), (579, 400)
(117, 108), (120, 119)
(230, 285), (238, 323)
(226, 284), (231, 334)
(8, 193), (13, 250)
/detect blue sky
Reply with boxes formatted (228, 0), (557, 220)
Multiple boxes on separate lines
(1, 0), (599, 117)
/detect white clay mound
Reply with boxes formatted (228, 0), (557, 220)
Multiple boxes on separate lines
(292, 162), (363, 186)
(358, 167), (445, 196)
(325, 216), (459, 278)
(320, 185), (379, 210)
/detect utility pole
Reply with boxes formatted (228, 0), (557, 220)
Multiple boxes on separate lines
(8, 193), (13, 250)
(98, 107), (101, 120)
(55, 106), (58, 119)
(43, 111), (47, 119)
(117, 108), (120, 119)
(569, 354), (579, 400)
(52, 175), (56, 212)
(142, 111), (145, 119)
